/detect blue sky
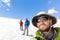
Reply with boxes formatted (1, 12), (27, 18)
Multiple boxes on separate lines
(0, 0), (60, 20)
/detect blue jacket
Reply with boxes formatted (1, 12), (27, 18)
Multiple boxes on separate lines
(25, 20), (30, 26)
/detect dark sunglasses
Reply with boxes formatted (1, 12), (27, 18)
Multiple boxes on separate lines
(37, 17), (49, 23)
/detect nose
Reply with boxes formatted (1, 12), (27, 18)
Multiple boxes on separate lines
(38, 21), (44, 24)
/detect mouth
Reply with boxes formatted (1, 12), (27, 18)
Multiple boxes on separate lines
(40, 24), (46, 27)
(38, 24), (47, 29)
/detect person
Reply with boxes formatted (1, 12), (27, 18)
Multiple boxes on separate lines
(23, 18), (30, 36)
(31, 12), (60, 40)
(19, 20), (23, 31)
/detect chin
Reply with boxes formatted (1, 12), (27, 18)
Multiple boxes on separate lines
(40, 29), (45, 31)
(39, 28), (46, 31)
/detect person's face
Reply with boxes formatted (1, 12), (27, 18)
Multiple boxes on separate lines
(37, 16), (52, 31)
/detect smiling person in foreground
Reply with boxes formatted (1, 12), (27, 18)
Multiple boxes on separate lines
(31, 12), (60, 40)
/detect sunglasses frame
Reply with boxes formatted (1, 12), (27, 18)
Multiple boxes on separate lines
(37, 17), (49, 23)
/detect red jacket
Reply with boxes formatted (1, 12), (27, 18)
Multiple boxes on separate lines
(19, 21), (23, 26)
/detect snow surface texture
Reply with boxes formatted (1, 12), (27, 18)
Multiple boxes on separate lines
(0, 17), (60, 40)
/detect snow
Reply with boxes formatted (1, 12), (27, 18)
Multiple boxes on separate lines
(0, 17), (37, 40)
(0, 17), (60, 40)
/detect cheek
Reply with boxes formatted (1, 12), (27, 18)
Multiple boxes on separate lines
(45, 20), (52, 26)
(37, 23), (39, 27)
(44, 21), (50, 26)
(37, 23), (41, 28)
(45, 22), (49, 26)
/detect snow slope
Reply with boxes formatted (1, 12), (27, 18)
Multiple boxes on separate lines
(0, 17), (60, 40)
(0, 17), (37, 40)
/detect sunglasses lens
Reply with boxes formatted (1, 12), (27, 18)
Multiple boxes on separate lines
(37, 17), (48, 22)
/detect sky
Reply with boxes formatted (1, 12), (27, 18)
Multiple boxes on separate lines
(0, 0), (60, 20)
